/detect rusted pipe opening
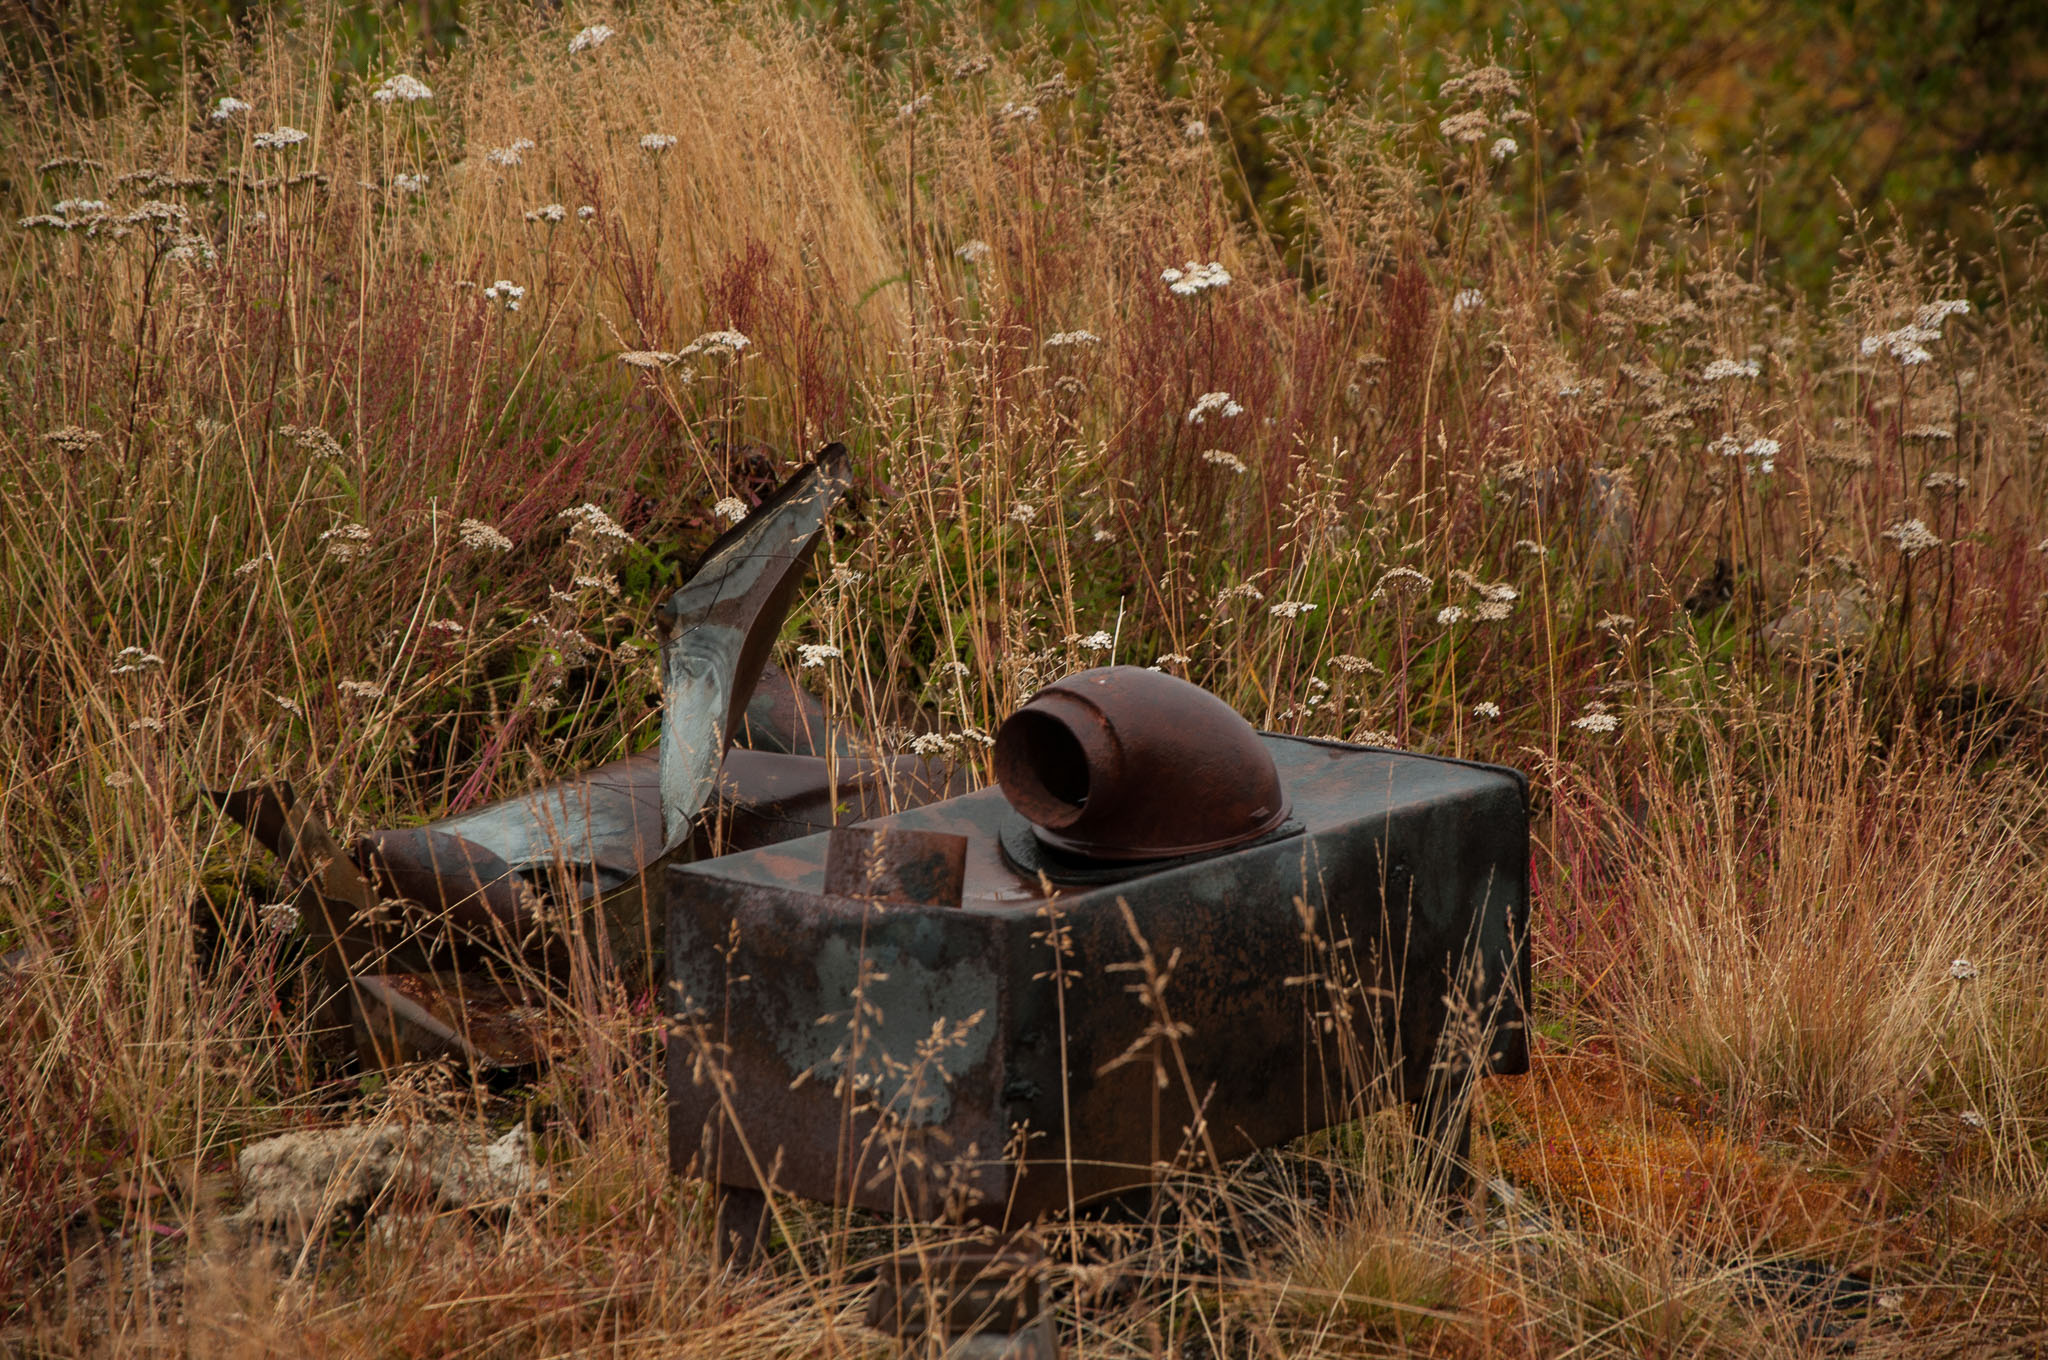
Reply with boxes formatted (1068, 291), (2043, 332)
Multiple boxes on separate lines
(994, 667), (1290, 864)
(994, 708), (1093, 826)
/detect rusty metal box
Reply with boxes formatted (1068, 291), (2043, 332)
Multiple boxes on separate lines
(666, 735), (1528, 1223)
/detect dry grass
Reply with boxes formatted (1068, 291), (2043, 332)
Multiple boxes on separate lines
(3, 2), (2046, 1355)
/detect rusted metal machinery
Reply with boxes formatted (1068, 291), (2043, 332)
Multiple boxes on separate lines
(213, 445), (963, 1067)
(667, 665), (1531, 1229)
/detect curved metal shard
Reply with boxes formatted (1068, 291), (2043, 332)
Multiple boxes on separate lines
(659, 443), (851, 851)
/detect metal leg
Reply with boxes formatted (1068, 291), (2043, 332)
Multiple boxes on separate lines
(1410, 1070), (1475, 1207)
(713, 1184), (771, 1268)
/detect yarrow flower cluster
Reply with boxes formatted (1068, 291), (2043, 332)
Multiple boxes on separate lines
(1370, 566), (1433, 601)
(1439, 110), (1492, 143)
(796, 643), (842, 668)
(1571, 710), (1620, 734)
(1949, 957), (1979, 982)
(640, 132), (677, 154)
(1201, 448), (1247, 474)
(1043, 330), (1100, 348)
(110, 646), (164, 675)
(393, 172), (429, 194)
(1186, 391), (1244, 424)
(712, 497), (748, 524)
(1077, 630), (1115, 652)
(319, 521), (373, 561)
(557, 503), (632, 544)
(482, 279), (525, 311)
(1007, 502), (1038, 525)
(1712, 434), (1779, 474)
(1489, 137), (1518, 162)
(1269, 600), (1317, 620)
(1882, 518), (1940, 557)
(371, 73), (433, 104)
(955, 239), (991, 264)
(1702, 357), (1761, 381)
(1472, 701), (1502, 719)
(1162, 260), (1231, 295)
(524, 203), (567, 223)
(486, 139), (536, 167)
(617, 350), (679, 369)
(253, 126), (310, 151)
(1437, 605), (1466, 625)
(457, 518), (513, 552)
(1452, 288), (1485, 314)
(337, 679), (386, 700)
(211, 96), (251, 122)
(681, 329), (750, 357)
(1861, 300), (1968, 367)
(568, 24), (614, 54)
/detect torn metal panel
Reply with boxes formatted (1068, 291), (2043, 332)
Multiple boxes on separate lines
(659, 444), (852, 852)
(668, 667), (1530, 1222)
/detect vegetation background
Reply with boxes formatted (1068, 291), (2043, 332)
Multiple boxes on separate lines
(1, 0), (2045, 1355)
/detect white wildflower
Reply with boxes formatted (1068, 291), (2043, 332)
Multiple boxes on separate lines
(1201, 448), (1247, 474)
(337, 679), (385, 700)
(482, 279), (525, 311)
(1959, 1110), (1986, 1130)
(618, 349), (679, 369)
(1356, 729), (1402, 748)
(1702, 357), (1760, 381)
(110, 646), (164, 675)
(1330, 654), (1378, 676)
(104, 770), (135, 789)
(371, 73), (433, 105)
(1903, 424), (1953, 442)
(1186, 391), (1244, 424)
(233, 552), (273, 578)
(1474, 600), (1513, 622)
(1571, 710), (1620, 734)
(52, 199), (109, 219)
(1091, 526), (1115, 543)
(1078, 630), (1115, 652)
(44, 426), (104, 454)
(682, 329), (750, 357)
(1882, 518), (1940, 557)
(1949, 958), (1979, 982)
(1472, 701), (1502, 719)
(796, 643), (842, 668)
(1914, 299), (1970, 330)
(1437, 605), (1466, 625)
(271, 692), (304, 718)
(257, 902), (301, 933)
(252, 126), (310, 151)
(909, 732), (957, 759)
(1514, 538), (1549, 557)
(392, 171), (429, 194)
(1922, 469), (1968, 494)
(898, 93), (933, 121)
(557, 503), (632, 543)
(577, 204), (595, 220)
(1370, 566), (1434, 600)
(640, 132), (677, 154)
(211, 96), (251, 123)
(1744, 437), (1780, 473)
(955, 239), (991, 264)
(1162, 260), (1231, 296)
(570, 571), (620, 595)
(1183, 118), (1207, 142)
(524, 203), (567, 223)
(485, 142), (530, 167)
(1452, 288), (1485, 314)
(457, 518), (513, 552)
(1489, 136), (1518, 162)
(1269, 600), (1317, 620)
(1478, 582), (1518, 602)
(319, 521), (373, 561)
(425, 619), (465, 636)
(1439, 110), (1492, 143)
(1044, 329), (1101, 348)
(568, 23), (614, 54)
(1156, 652), (1192, 667)
(998, 101), (1039, 123)
(712, 496), (748, 524)
(1007, 502), (1038, 525)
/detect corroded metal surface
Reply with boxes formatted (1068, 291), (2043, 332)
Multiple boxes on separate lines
(823, 826), (970, 908)
(668, 682), (1530, 1222)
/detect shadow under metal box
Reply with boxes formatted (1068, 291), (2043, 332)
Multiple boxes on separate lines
(666, 731), (1529, 1223)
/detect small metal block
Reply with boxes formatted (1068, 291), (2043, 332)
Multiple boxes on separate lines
(823, 825), (969, 907)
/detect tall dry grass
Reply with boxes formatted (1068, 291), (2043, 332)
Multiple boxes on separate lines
(2, 2), (2046, 1354)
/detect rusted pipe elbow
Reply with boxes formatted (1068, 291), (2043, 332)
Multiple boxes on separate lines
(993, 666), (1289, 862)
